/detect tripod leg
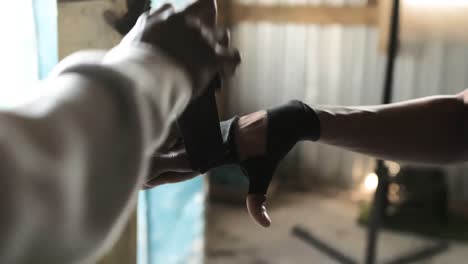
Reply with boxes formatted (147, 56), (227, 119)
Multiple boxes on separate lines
(365, 162), (390, 264)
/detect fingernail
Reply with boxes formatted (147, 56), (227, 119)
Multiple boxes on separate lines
(261, 211), (272, 227)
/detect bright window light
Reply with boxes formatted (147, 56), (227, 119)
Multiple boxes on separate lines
(405, 0), (468, 7)
(363, 173), (379, 193)
(0, 2), (39, 109)
(385, 161), (401, 177)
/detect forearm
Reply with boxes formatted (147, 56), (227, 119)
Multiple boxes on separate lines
(0, 45), (192, 263)
(316, 93), (468, 164)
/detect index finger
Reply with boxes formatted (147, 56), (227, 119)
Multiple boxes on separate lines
(182, 0), (218, 27)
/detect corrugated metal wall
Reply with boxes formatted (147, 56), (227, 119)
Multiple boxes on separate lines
(224, 0), (468, 200)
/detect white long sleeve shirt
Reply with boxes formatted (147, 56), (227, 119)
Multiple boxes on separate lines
(0, 42), (192, 263)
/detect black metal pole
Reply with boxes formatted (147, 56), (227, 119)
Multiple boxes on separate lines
(364, 1), (400, 264)
(381, 0), (400, 106)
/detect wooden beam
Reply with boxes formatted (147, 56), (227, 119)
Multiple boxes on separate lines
(377, 0), (392, 53)
(367, 0), (378, 6)
(225, 4), (378, 25)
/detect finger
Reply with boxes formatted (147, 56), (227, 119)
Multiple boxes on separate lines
(146, 4), (176, 26)
(186, 23), (239, 79)
(143, 171), (200, 189)
(215, 44), (241, 78)
(157, 122), (183, 153)
(149, 150), (192, 177)
(216, 28), (230, 48)
(183, 0), (218, 27)
(246, 194), (271, 228)
(118, 12), (151, 44)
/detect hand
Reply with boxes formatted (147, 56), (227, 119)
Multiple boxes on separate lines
(145, 111), (274, 228)
(122, 0), (240, 98)
(156, 120), (183, 154)
(235, 111), (272, 228)
(143, 146), (199, 190)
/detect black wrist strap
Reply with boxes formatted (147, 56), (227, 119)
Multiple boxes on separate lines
(176, 76), (225, 173)
(245, 100), (321, 195)
(176, 76), (241, 173)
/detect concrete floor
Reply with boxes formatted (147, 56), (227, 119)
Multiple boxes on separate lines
(206, 191), (468, 264)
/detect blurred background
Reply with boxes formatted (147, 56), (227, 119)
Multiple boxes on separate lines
(4, 0), (468, 263)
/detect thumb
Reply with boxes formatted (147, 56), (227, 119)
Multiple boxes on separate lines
(149, 150), (192, 176)
(246, 194), (271, 228)
(144, 171), (199, 189)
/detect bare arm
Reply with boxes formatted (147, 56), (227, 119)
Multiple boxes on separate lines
(317, 90), (468, 164)
(0, 2), (240, 262)
(143, 90), (468, 229)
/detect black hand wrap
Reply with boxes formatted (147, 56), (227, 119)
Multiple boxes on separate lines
(240, 100), (321, 195)
(179, 94), (320, 197)
(176, 76), (240, 173)
(176, 77), (224, 173)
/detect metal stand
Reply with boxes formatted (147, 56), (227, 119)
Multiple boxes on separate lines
(365, 0), (401, 261)
(293, 1), (449, 263)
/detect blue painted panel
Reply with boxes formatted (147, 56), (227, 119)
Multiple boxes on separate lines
(33, 0), (58, 79)
(138, 1), (206, 263)
(138, 177), (205, 264)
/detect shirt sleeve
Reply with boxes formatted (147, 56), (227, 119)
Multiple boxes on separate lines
(0, 43), (191, 264)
